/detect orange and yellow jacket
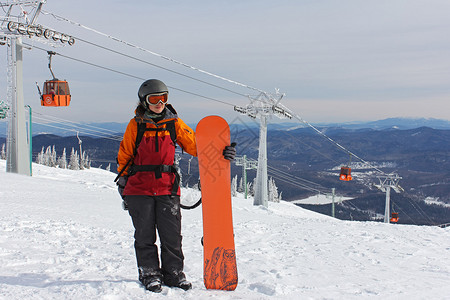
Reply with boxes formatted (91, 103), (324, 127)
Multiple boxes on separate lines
(117, 104), (196, 196)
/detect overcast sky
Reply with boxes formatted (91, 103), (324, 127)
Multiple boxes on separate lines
(1, 0), (449, 125)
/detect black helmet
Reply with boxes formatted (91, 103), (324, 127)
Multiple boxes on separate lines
(138, 79), (168, 103)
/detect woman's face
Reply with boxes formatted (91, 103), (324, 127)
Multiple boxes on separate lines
(148, 102), (165, 114)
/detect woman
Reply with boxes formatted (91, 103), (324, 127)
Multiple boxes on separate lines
(116, 79), (235, 292)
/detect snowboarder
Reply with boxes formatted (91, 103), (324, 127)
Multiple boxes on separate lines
(116, 79), (236, 293)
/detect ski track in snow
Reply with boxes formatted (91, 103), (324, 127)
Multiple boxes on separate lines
(1, 160), (449, 299)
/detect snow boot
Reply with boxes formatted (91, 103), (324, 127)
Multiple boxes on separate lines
(139, 267), (163, 293)
(173, 278), (192, 291)
(141, 276), (162, 293)
(163, 271), (192, 291)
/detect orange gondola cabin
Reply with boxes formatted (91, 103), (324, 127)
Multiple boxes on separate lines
(41, 79), (71, 107)
(390, 212), (399, 223)
(339, 166), (352, 181)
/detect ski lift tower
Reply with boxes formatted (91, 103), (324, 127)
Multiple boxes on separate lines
(234, 89), (292, 207)
(374, 173), (404, 223)
(0, 0), (75, 175)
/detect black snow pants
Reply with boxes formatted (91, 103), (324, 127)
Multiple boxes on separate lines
(125, 195), (185, 284)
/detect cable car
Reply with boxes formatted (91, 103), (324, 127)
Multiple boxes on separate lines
(37, 51), (71, 107)
(41, 79), (71, 106)
(390, 212), (399, 223)
(339, 166), (352, 181)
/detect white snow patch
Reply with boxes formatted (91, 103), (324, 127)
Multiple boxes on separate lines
(1, 160), (450, 299)
(291, 193), (353, 205)
(424, 197), (450, 208)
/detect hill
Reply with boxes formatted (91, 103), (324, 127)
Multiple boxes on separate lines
(0, 160), (449, 299)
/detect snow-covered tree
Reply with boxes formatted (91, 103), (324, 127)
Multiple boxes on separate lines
(249, 179), (256, 197)
(106, 163), (111, 172)
(238, 177), (244, 193)
(0, 143), (6, 160)
(57, 148), (67, 169)
(36, 146), (44, 165)
(79, 151), (85, 170)
(43, 146), (52, 166)
(268, 177), (281, 203)
(231, 175), (238, 197)
(50, 146), (57, 167)
(68, 148), (80, 170)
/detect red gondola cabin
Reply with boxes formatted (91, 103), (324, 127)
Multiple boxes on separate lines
(41, 79), (71, 107)
(390, 212), (399, 223)
(339, 166), (352, 181)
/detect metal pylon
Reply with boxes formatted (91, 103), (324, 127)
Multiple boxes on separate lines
(234, 90), (291, 207)
(1, 1), (75, 175)
(374, 174), (404, 223)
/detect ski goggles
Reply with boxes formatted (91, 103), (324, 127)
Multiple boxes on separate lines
(145, 92), (168, 106)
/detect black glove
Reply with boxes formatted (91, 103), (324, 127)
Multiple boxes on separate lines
(117, 176), (128, 199)
(223, 142), (237, 161)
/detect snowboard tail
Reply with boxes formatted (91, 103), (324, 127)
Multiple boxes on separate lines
(196, 115), (238, 291)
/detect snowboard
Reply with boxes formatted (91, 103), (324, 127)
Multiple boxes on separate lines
(196, 115), (238, 291)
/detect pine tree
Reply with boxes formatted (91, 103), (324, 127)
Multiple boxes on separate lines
(79, 150), (85, 170)
(57, 148), (67, 169)
(50, 145), (57, 167)
(268, 177), (281, 203)
(36, 146), (44, 165)
(0, 143), (5, 160)
(238, 177), (244, 193)
(68, 148), (80, 170)
(106, 163), (111, 172)
(231, 175), (238, 197)
(44, 146), (52, 166)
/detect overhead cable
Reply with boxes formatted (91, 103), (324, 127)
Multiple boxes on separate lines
(23, 42), (237, 107)
(36, 9), (386, 176)
(39, 9), (267, 95)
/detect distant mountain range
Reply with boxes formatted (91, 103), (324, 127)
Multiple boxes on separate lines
(1, 117), (449, 225)
(1, 117), (450, 137)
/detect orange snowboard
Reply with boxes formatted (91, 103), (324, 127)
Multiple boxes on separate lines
(196, 116), (238, 291)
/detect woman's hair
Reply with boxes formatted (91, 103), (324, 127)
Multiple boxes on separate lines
(136, 103), (146, 117)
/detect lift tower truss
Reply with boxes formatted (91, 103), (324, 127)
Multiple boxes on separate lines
(374, 173), (404, 223)
(0, 0), (75, 175)
(234, 89), (292, 207)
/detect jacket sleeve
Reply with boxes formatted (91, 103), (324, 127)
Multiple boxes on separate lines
(176, 118), (197, 157)
(117, 119), (138, 175)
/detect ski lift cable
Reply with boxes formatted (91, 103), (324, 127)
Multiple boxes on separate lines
(401, 193), (435, 225)
(240, 154), (329, 192)
(38, 9), (384, 175)
(242, 155), (330, 191)
(266, 166), (321, 192)
(239, 154), (330, 193)
(35, 10), (388, 177)
(31, 117), (123, 141)
(268, 174), (322, 194)
(39, 9), (266, 95)
(267, 165), (329, 192)
(24, 42), (238, 108)
(31, 118), (123, 142)
(273, 126), (342, 165)
(392, 202), (418, 225)
(267, 167), (328, 194)
(73, 36), (249, 99)
(32, 113), (124, 141)
(31, 112), (124, 140)
(31, 110), (123, 136)
(278, 103), (386, 175)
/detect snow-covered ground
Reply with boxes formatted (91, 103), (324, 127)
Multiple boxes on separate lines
(291, 193), (353, 205)
(1, 160), (449, 299)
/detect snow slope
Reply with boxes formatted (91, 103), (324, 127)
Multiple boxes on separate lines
(1, 160), (449, 299)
